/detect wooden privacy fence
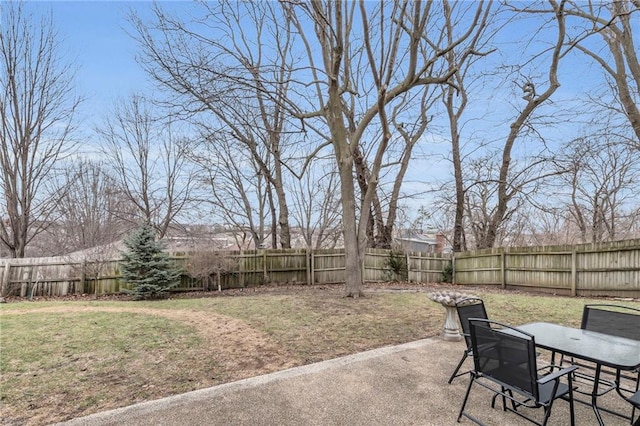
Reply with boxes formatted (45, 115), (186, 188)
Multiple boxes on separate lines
(0, 248), (449, 297)
(454, 239), (640, 298)
(4, 238), (637, 299)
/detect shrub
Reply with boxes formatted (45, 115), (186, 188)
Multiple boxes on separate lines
(383, 249), (408, 282)
(441, 260), (453, 283)
(185, 249), (237, 292)
(120, 223), (181, 300)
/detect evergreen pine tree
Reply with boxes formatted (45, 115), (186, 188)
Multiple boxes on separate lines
(120, 223), (181, 300)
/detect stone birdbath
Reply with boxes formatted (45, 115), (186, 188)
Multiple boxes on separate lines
(428, 291), (477, 341)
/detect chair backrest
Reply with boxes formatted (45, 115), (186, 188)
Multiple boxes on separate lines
(469, 319), (540, 401)
(456, 298), (488, 349)
(581, 304), (640, 341)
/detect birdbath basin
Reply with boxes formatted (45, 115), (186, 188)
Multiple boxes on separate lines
(428, 291), (477, 341)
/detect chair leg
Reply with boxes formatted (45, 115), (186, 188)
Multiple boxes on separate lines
(541, 406), (552, 426)
(541, 393), (557, 426)
(457, 374), (476, 423)
(568, 376), (575, 426)
(541, 379), (571, 426)
(632, 372), (639, 424)
(449, 350), (470, 384)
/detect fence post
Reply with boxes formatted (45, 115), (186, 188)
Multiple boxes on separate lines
(79, 260), (86, 294)
(571, 249), (577, 297)
(263, 250), (268, 283)
(501, 252), (506, 289)
(406, 252), (411, 282)
(239, 250), (244, 287)
(306, 249), (311, 285)
(452, 253), (456, 285)
(1, 261), (11, 296)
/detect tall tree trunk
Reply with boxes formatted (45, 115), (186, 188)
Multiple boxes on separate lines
(476, 0), (567, 249)
(339, 159), (364, 298)
(327, 66), (364, 297)
(447, 83), (466, 253)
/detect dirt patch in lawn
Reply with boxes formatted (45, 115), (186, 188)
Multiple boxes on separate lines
(1, 303), (301, 426)
(2, 305), (298, 383)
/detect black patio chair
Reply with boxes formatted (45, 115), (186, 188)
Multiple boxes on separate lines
(580, 305), (640, 417)
(560, 304), (640, 399)
(448, 297), (489, 384)
(457, 319), (577, 426)
(581, 304), (640, 341)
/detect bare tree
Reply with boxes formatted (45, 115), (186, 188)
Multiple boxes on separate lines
(129, 0), (494, 296)
(288, 161), (342, 249)
(0, 2), (81, 257)
(284, 0), (493, 296)
(555, 136), (640, 243)
(358, 89), (439, 249)
(524, 206), (577, 245)
(460, 157), (518, 248)
(442, 1), (639, 250)
(189, 131), (271, 249)
(97, 94), (195, 239)
(130, 0), (296, 248)
(437, 0), (503, 252)
(456, 0), (572, 249)
(45, 160), (131, 254)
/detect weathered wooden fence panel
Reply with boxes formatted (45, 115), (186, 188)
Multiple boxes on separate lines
(576, 244), (640, 297)
(80, 259), (121, 295)
(263, 249), (308, 285)
(407, 252), (449, 283)
(363, 248), (392, 282)
(453, 252), (502, 287)
(505, 252), (573, 292)
(235, 251), (266, 288)
(454, 239), (640, 298)
(312, 249), (345, 284)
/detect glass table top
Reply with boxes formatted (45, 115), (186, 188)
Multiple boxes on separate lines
(517, 322), (640, 370)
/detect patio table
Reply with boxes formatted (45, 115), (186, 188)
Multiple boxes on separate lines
(516, 322), (640, 426)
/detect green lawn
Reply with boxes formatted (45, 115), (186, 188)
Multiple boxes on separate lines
(0, 284), (637, 425)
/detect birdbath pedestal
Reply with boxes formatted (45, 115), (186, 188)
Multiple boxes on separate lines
(428, 291), (476, 342)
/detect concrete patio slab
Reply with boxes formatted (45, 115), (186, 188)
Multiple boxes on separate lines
(54, 338), (634, 426)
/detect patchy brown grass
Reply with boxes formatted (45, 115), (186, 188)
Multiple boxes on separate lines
(1, 283), (638, 425)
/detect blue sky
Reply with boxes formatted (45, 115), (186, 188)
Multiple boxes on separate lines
(32, 1), (157, 127)
(30, 1), (596, 141)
